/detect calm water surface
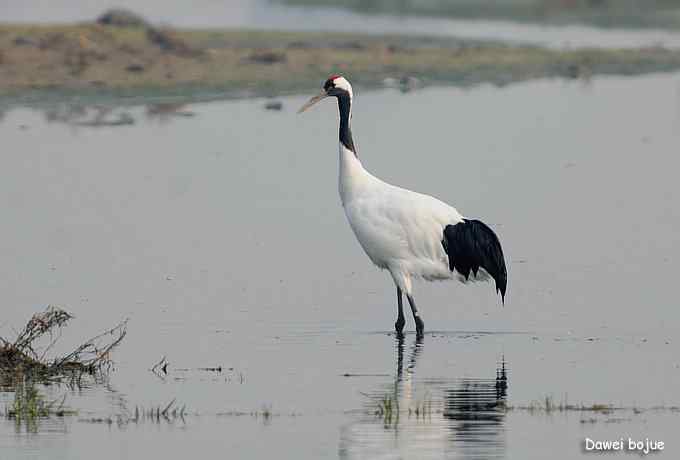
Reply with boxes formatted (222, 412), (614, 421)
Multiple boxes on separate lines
(0, 73), (679, 458)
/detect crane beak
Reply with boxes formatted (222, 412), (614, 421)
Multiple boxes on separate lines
(297, 91), (328, 114)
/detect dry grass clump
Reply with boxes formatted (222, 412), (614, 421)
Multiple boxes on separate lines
(0, 305), (128, 380)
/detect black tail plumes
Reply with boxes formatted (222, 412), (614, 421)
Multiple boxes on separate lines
(442, 219), (507, 303)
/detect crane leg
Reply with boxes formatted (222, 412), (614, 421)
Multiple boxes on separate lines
(395, 287), (405, 335)
(406, 294), (425, 338)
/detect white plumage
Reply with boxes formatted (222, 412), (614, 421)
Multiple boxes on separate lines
(340, 143), (463, 291)
(300, 75), (507, 337)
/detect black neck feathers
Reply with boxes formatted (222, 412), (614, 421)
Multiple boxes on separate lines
(337, 93), (356, 156)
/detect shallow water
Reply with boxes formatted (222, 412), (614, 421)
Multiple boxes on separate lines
(1, 73), (680, 458)
(4, 0), (680, 49)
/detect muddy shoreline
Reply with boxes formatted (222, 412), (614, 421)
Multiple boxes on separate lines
(2, 22), (680, 106)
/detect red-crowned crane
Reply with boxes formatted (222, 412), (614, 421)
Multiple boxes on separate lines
(299, 75), (507, 338)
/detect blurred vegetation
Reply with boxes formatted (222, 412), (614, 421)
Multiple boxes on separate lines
(2, 21), (680, 104)
(279, 0), (680, 29)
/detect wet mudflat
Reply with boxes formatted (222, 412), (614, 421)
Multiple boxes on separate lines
(5, 20), (679, 102)
(1, 72), (679, 458)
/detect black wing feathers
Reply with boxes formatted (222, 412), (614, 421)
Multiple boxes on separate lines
(442, 219), (507, 303)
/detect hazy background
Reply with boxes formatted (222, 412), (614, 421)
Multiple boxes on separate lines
(1, 1), (679, 459)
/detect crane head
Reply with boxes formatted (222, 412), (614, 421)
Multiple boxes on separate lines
(298, 75), (353, 113)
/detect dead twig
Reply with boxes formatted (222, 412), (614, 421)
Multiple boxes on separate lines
(52, 317), (128, 371)
(0, 306), (128, 380)
(161, 398), (176, 417)
(150, 356), (168, 376)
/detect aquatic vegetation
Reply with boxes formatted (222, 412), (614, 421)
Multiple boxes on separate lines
(260, 404), (273, 424)
(4, 379), (76, 433)
(0, 307), (126, 432)
(78, 402), (308, 429)
(0, 306), (128, 382)
(80, 400), (187, 426)
(375, 394), (399, 427)
(503, 395), (619, 414)
(364, 391), (437, 428)
(149, 355), (246, 384)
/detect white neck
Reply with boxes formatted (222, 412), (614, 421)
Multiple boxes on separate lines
(338, 143), (370, 206)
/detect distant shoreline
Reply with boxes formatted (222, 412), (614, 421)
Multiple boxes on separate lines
(2, 22), (680, 106)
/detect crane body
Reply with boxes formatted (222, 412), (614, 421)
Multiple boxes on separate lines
(300, 75), (507, 337)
